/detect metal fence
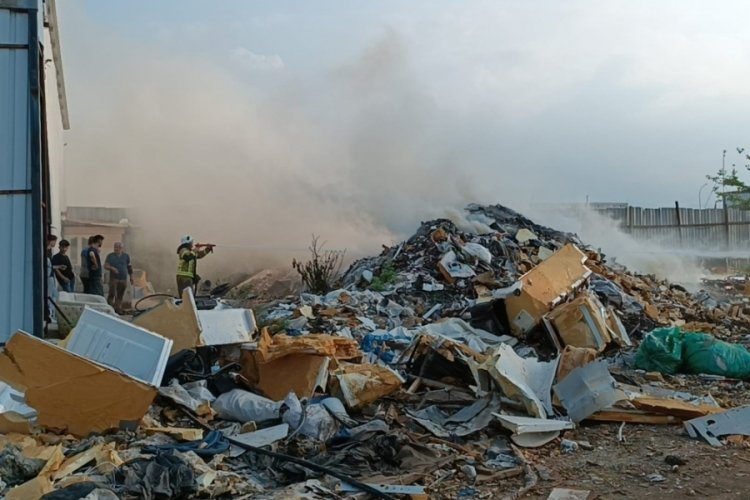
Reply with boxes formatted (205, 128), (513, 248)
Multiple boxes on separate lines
(592, 204), (750, 250)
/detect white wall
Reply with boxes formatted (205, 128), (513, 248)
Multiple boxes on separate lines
(42, 22), (66, 238)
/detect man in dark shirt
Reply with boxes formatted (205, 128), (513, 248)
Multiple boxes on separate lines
(104, 241), (133, 313)
(86, 234), (105, 296)
(51, 239), (75, 293)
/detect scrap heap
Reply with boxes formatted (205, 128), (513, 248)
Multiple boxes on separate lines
(3, 203), (750, 499)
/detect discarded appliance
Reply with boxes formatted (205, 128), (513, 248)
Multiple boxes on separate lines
(67, 307), (173, 386)
(55, 291), (117, 336)
(505, 244), (592, 336)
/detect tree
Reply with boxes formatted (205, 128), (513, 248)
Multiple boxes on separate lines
(706, 148), (750, 209)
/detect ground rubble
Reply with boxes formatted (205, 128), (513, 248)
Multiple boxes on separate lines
(4, 202), (750, 499)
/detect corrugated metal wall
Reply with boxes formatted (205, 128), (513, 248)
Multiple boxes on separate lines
(594, 205), (750, 250)
(0, 0), (42, 343)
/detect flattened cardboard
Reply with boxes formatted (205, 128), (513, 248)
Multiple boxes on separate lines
(505, 244), (591, 335)
(0, 331), (157, 437)
(240, 351), (330, 401)
(132, 288), (202, 354)
(631, 397), (724, 420)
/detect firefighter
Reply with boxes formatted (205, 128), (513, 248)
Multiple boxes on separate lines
(176, 235), (213, 296)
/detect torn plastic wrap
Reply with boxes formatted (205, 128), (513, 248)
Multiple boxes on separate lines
(281, 393), (338, 441)
(406, 394), (502, 438)
(159, 380), (216, 416)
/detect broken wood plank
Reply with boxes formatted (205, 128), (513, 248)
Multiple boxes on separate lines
(53, 443), (105, 480)
(475, 466), (524, 484)
(143, 426), (204, 441)
(631, 398), (724, 420)
(585, 410), (678, 425)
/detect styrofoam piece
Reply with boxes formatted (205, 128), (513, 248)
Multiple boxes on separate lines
(197, 308), (256, 345)
(66, 307), (173, 386)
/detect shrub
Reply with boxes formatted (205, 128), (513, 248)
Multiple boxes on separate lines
(292, 235), (345, 294)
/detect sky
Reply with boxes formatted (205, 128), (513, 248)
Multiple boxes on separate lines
(55, 0), (750, 257)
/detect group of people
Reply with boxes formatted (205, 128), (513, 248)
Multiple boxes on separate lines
(46, 234), (134, 315)
(44, 233), (213, 323)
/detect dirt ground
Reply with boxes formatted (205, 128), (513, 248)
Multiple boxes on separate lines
(434, 423), (750, 499)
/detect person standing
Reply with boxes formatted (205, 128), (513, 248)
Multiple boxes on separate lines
(79, 236), (92, 293)
(176, 235), (213, 296)
(46, 234), (59, 322)
(104, 242), (133, 313)
(52, 239), (75, 293)
(86, 234), (105, 296)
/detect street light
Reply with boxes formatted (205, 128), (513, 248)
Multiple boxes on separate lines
(698, 182), (709, 209)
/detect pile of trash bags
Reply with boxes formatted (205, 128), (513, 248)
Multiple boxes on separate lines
(636, 326), (750, 379)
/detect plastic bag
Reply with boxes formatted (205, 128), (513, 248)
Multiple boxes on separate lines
(634, 327), (683, 374)
(682, 332), (750, 379)
(213, 389), (281, 422)
(636, 326), (750, 380)
(281, 393), (338, 441)
(462, 242), (492, 265)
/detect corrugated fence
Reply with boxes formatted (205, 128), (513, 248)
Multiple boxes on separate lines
(592, 204), (750, 250)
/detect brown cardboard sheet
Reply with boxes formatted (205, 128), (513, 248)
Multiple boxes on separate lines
(132, 288), (202, 354)
(0, 331), (157, 437)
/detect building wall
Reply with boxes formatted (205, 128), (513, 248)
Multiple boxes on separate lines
(42, 0), (68, 238)
(43, 21), (65, 236)
(0, 1), (43, 341)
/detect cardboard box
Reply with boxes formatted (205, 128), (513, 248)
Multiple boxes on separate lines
(240, 351), (329, 401)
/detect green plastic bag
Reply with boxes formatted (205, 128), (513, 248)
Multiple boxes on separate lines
(682, 332), (750, 379)
(634, 327), (683, 374)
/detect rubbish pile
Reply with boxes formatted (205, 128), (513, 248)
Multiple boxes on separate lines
(3, 202), (750, 499)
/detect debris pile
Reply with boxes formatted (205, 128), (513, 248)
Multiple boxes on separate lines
(3, 203), (750, 498)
